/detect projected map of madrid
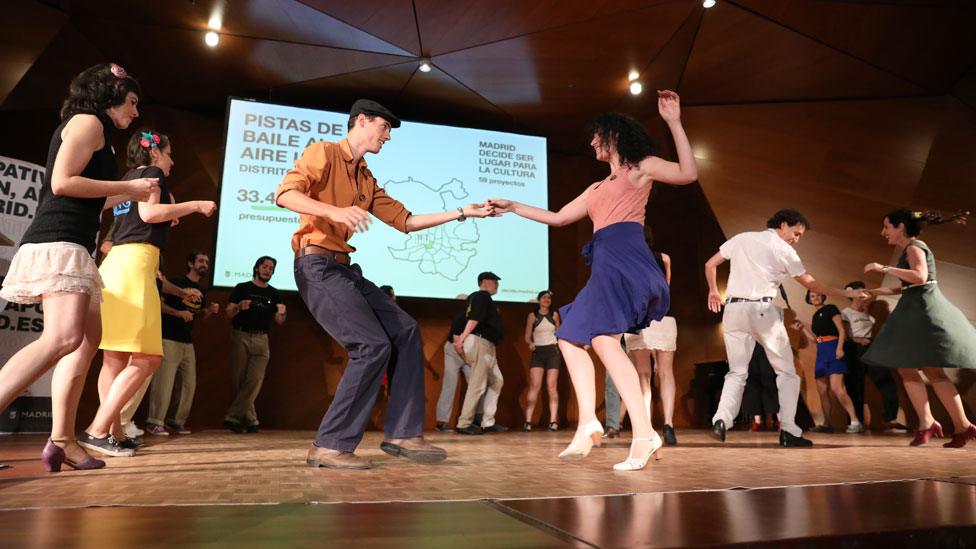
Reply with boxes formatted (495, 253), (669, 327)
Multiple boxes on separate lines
(383, 177), (480, 281)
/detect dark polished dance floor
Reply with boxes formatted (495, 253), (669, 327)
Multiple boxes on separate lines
(2, 430), (975, 547)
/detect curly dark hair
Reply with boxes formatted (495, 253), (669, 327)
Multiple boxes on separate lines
(766, 209), (811, 230)
(586, 112), (657, 167)
(885, 208), (970, 237)
(60, 63), (142, 121)
(125, 129), (171, 168)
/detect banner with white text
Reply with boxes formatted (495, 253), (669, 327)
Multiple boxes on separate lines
(0, 155), (51, 434)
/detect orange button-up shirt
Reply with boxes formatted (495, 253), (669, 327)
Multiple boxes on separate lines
(275, 139), (411, 253)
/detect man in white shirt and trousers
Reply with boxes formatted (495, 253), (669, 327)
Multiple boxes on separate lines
(704, 209), (862, 447)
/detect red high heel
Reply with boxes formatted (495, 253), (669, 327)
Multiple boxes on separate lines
(909, 421), (944, 447)
(943, 424), (976, 449)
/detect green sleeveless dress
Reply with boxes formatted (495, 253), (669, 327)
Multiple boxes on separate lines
(863, 240), (976, 369)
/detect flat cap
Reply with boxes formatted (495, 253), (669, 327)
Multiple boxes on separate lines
(477, 271), (501, 283)
(350, 99), (401, 128)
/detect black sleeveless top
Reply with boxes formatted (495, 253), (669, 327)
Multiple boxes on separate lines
(111, 166), (171, 250)
(20, 113), (117, 254)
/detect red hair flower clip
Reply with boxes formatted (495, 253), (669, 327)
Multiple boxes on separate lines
(140, 131), (159, 149)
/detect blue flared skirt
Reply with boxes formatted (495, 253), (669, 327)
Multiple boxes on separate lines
(556, 222), (670, 345)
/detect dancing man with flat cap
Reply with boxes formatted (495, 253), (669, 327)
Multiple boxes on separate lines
(276, 99), (493, 469)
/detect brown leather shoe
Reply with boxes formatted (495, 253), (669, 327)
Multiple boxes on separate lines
(306, 445), (372, 470)
(380, 436), (447, 464)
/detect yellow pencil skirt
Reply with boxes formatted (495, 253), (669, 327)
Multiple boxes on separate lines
(98, 242), (163, 356)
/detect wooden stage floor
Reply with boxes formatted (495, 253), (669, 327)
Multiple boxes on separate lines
(2, 429), (976, 547)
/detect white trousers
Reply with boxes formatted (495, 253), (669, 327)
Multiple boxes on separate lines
(435, 340), (499, 424)
(712, 302), (802, 436)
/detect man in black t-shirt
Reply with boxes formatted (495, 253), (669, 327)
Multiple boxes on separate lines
(455, 272), (506, 434)
(223, 256), (286, 433)
(434, 302), (497, 431)
(143, 252), (220, 436)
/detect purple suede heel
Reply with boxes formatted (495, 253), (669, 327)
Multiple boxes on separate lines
(42, 439), (106, 472)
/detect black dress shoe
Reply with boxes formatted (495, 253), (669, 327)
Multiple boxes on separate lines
(663, 424), (678, 446)
(780, 430), (814, 447)
(455, 425), (483, 435)
(223, 420), (244, 434)
(811, 424), (834, 433)
(245, 424), (260, 434)
(711, 420), (726, 443)
(602, 426), (620, 439)
(483, 424), (508, 433)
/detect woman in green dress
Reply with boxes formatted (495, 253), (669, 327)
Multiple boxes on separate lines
(862, 209), (976, 448)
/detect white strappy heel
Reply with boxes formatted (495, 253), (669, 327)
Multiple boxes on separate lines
(613, 431), (663, 471)
(558, 419), (604, 460)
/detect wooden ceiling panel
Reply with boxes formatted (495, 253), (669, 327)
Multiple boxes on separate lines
(736, 0), (976, 91)
(48, 0), (411, 55)
(680, 4), (928, 104)
(617, 8), (704, 122)
(398, 66), (513, 129)
(301, 0), (422, 55)
(434, 2), (697, 119)
(950, 66), (976, 111)
(272, 63), (419, 115)
(1, 24), (105, 112)
(7, 0), (974, 145)
(217, 0), (412, 56)
(73, 20), (409, 108)
(0, 1), (67, 105)
(415, 0), (680, 55)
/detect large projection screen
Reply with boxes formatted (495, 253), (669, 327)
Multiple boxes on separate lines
(213, 98), (549, 302)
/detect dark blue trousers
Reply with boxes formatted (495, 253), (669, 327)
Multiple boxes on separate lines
(295, 255), (425, 452)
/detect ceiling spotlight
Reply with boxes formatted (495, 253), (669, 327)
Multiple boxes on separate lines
(703, 0), (716, 8)
(419, 58), (432, 73)
(628, 70), (640, 81)
(629, 81), (643, 95)
(208, 13), (222, 30)
(205, 31), (219, 47)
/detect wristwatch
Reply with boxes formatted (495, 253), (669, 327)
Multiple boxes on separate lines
(456, 207), (466, 222)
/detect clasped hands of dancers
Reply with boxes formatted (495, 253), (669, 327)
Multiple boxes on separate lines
(3, 61), (974, 475)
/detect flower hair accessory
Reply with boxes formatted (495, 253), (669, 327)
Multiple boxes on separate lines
(110, 63), (127, 79)
(139, 131), (160, 149)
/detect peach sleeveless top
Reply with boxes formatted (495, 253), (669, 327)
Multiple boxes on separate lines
(586, 166), (652, 232)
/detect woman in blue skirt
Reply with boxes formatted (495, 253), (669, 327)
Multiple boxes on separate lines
(488, 90), (698, 471)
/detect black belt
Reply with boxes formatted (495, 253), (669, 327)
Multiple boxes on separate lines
(234, 328), (267, 335)
(297, 245), (351, 265)
(727, 297), (774, 304)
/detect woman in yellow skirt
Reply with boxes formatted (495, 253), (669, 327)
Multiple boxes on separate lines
(79, 130), (216, 457)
